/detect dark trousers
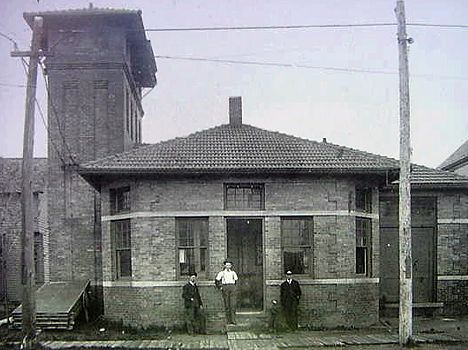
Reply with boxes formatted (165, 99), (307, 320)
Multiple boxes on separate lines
(185, 305), (206, 334)
(221, 284), (237, 323)
(283, 303), (298, 330)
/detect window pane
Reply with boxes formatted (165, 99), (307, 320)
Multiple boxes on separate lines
(179, 221), (193, 246)
(110, 187), (130, 214)
(112, 219), (132, 279)
(118, 249), (132, 277)
(179, 248), (195, 275)
(225, 184), (264, 210)
(356, 187), (372, 213)
(281, 218), (313, 275)
(355, 217), (371, 276)
(198, 220), (208, 246)
(356, 247), (367, 274)
(200, 248), (207, 272)
(283, 249), (309, 274)
(282, 218), (312, 247)
(177, 218), (209, 277)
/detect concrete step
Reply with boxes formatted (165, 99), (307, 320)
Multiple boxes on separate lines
(226, 311), (268, 332)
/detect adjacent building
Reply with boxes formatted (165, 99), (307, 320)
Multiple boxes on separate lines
(439, 139), (468, 176)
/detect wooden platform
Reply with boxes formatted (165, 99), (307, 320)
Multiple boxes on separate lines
(11, 280), (90, 330)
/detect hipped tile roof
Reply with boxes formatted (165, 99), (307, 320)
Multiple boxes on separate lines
(78, 123), (468, 187)
(79, 124), (400, 176)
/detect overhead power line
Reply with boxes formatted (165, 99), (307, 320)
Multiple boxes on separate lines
(0, 82), (29, 88)
(29, 22), (468, 35)
(18, 58), (68, 166)
(39, 61), (77, 166)
(145, 22), (468, 32)
(145, 23), (397, 32)
(155, 55), (396, 75)
(155, 55), (468, 80)
(0, 31), (18, 48)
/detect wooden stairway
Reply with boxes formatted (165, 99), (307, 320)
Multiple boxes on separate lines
(11, 280), (90, 330)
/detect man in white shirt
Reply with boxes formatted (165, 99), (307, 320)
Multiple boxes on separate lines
(215, 260), (238, 324)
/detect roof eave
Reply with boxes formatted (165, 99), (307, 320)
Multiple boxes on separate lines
(77, 166), (399, 177)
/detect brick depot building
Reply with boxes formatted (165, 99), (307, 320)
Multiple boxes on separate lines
(2, 8), (468, 329)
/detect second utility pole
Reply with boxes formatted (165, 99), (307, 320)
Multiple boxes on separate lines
(12, 15), (43, 350)
(395, 0), (413, 346)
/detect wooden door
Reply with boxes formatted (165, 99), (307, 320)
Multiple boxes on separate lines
(227, 218), (263, 311)
(379, 197), (436, 304)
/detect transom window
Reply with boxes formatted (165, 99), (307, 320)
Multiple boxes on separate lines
(177, 218), (208, 278)
(112, 219), (132, 279)
(356, 217), (371, 276)
(281, 217), (313, 275)
(356, 186), (372, 213)
(110, 186), (130, 214)
(225, 183), (265, 210)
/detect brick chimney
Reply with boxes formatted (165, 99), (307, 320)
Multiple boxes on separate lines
(229, 96), (242, 126)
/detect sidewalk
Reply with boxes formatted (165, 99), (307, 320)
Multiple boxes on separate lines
(35, 330), (466, 350)
(4, 317), (468, 349)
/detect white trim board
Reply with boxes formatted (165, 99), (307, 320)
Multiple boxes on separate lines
(437, 275), (468, 281)
(102, 210), (379, 221)
(438, 219), (468, 224)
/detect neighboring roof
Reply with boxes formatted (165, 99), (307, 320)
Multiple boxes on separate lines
(79, 123), (400, 176)
(438, 139), (468, 171)
(0, 158), (47, 193)
(23, 7), (157, 88)
(409, 164), (468, 188)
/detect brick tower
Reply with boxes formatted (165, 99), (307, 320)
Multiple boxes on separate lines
(23, 7), (156, 298)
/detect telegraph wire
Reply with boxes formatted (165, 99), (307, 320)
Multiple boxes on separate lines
(0, 82), (29, 88)
(144, 22), (467, 32)
(19, 58), (68, 166)
(27, 22), (468, 35)
(144, 23), (397, 32)
(155, 55), (468, 80)
(155, 55), (396, 75)
(38, 61), (77, 166)
(408, 23), (468, 29)
(0, 31), (18, 49)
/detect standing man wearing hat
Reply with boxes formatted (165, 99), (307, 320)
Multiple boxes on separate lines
(215, 260), (238, 324)
(280, 270), (302, 330)
(182, 272), (206, 334)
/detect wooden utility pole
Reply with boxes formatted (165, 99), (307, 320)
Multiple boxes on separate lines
(395, 0), (413, 346)
(12, 16), (43, 349)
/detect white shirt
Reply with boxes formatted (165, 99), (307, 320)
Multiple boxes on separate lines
(216, 269), (238, 284)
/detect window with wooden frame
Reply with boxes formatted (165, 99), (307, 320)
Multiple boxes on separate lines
(225, 183), (265, 210)
(356, 186), (372, 213)
(176, 218), (208, 278)
(112, 219), (132, 279)
(110, 186), (130, 215)
(356, 217), (371, 276)
(281, 217), (313, 275)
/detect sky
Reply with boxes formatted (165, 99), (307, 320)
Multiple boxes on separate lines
(0, 0), (467, 169)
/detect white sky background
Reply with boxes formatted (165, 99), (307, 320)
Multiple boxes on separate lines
(0, 0), (466, 168)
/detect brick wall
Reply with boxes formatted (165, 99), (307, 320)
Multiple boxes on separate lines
(436, 191), (468, 314)
(100, 176), (381, 329)
(44, 17), (143, 286)
(0, 158), (47, 306)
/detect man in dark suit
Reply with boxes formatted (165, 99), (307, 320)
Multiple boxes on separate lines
(182, 272), (206, 334)
(280, 270), (302, 330)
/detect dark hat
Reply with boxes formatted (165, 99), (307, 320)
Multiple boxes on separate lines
(189, 271), (198, 277)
